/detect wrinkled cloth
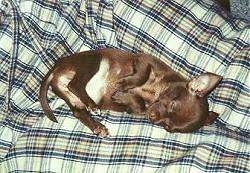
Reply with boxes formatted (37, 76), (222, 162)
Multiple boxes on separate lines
(0, 0), (249, 172)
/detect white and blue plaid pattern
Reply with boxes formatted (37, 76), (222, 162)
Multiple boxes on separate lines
(0, 0), (249, 172)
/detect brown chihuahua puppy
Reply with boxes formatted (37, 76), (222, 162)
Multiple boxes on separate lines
(39, 48), (222, 137)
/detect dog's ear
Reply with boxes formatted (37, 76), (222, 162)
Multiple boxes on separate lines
(188, 73), (222, 97)
(203, 111), (219, 125)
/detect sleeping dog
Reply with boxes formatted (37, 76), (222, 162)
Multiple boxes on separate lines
(39, 48), (222, 137)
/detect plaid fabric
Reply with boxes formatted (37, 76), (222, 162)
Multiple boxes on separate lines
(0, 0), (249, 172)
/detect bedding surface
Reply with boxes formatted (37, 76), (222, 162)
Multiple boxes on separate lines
(0, 0), (249, 172)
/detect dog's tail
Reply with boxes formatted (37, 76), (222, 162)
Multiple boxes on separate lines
(39, 70), (58, 123)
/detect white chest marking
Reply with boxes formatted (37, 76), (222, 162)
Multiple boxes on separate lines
(85, 58), (109, 104)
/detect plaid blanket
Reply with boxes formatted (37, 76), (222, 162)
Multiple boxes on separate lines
(0, 0), (249, 172)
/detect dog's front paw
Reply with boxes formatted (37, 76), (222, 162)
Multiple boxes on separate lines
(93, 123), (110, 137)
(117, 78), (133, 90)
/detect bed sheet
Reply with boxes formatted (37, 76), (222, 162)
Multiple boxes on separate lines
(0, 0), (249, 172)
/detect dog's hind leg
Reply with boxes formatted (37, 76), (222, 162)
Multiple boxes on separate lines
(73, 108), (109, 137)
(68, 75), (98, 109)
(50, 75), (108, 137)
(52, 85), (109, 137)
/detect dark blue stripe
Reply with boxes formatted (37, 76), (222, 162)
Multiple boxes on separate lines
(123, 0), (248, 61)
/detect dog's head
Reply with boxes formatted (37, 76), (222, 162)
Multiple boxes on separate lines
(147, 73), (222, 133)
